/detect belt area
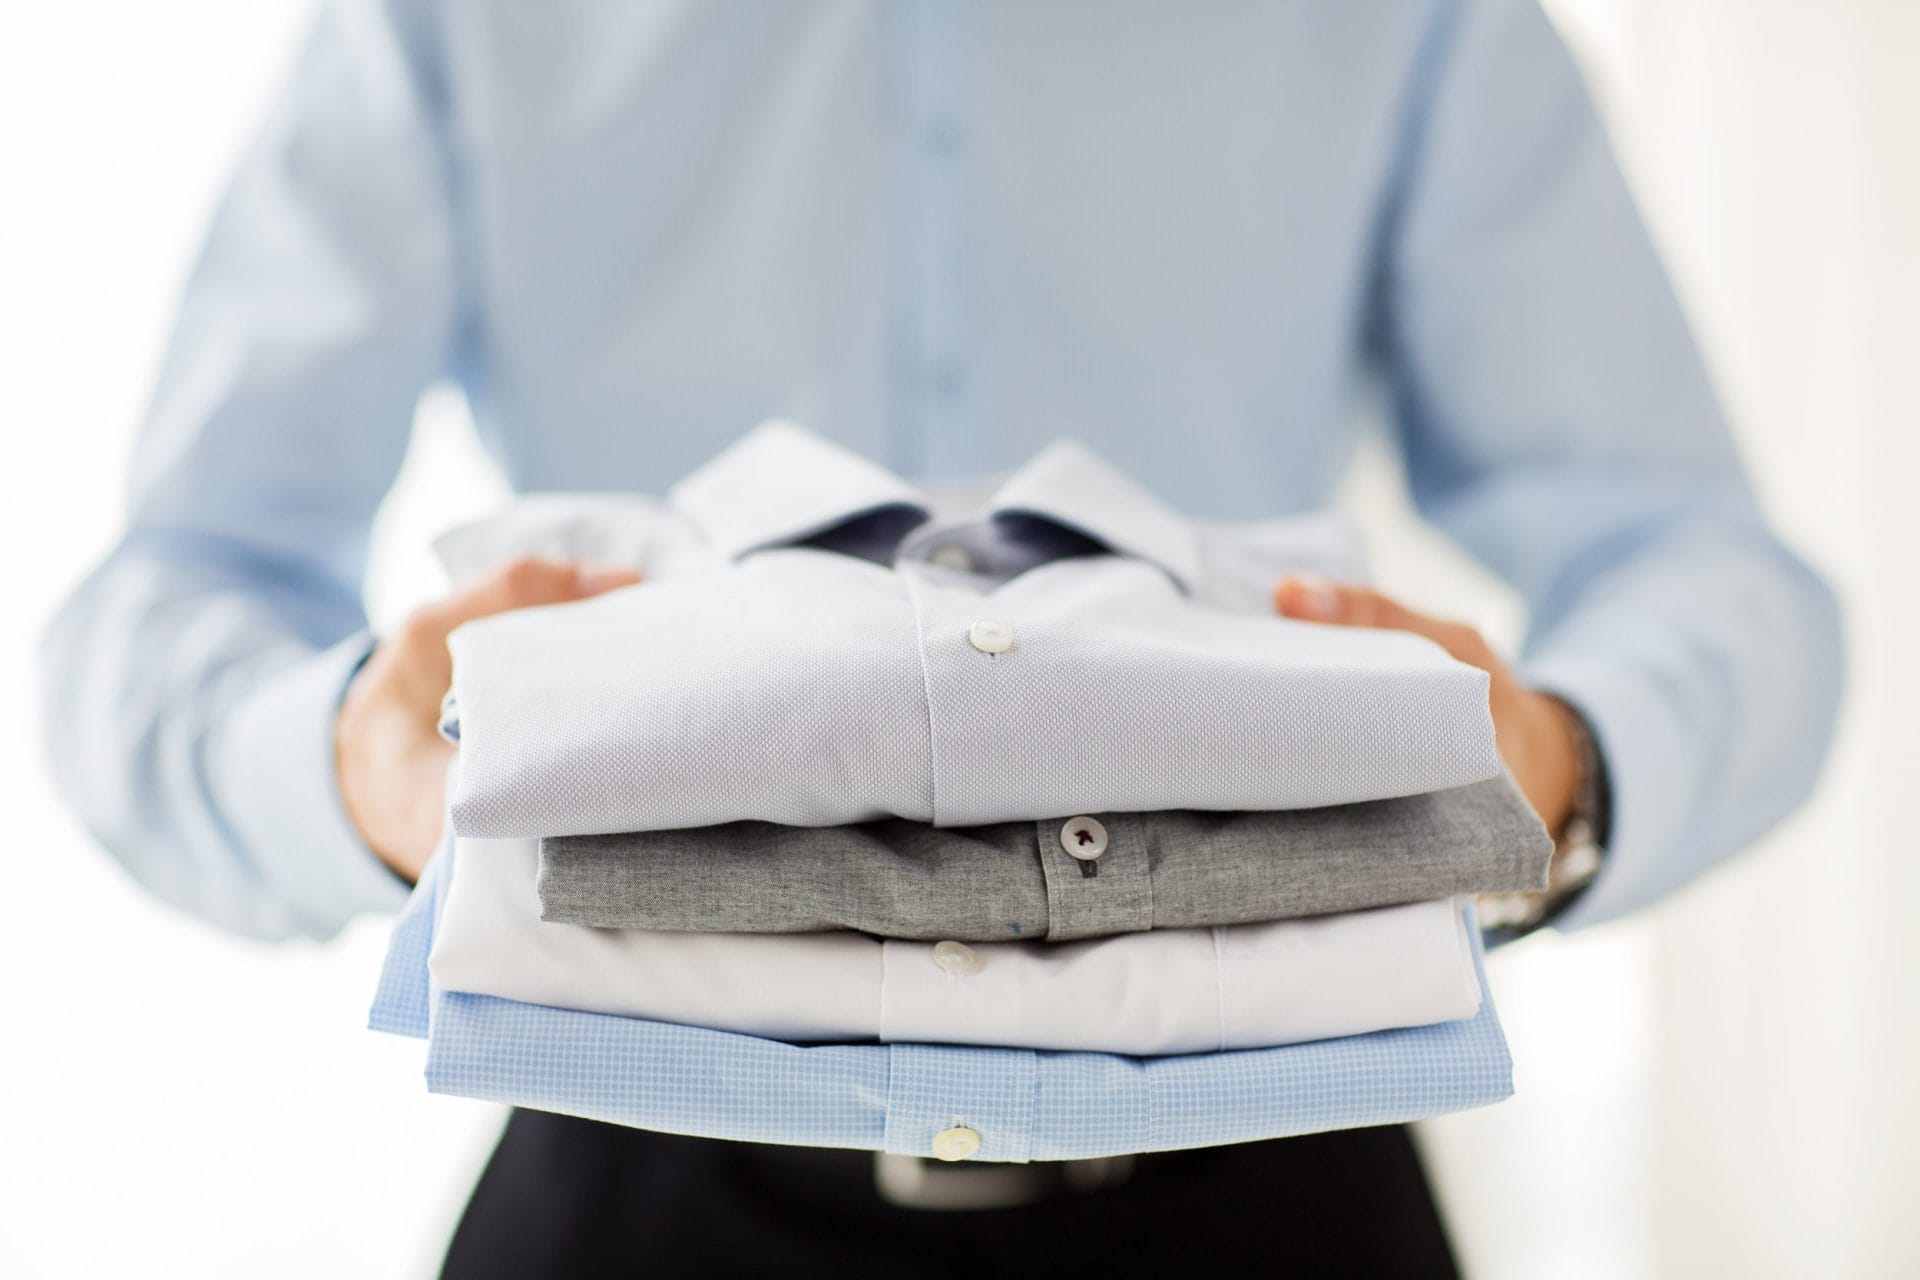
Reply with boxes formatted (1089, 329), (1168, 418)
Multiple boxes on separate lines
(745, 1144), (1137, 1212)
(873, 1152), (1136, 1212)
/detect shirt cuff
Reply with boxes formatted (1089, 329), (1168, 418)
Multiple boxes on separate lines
(207, 631), (412, 938)
(1518, 652), (1694, 932)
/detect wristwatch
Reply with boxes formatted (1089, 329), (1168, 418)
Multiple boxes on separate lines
(1477, 696), (1610, 941)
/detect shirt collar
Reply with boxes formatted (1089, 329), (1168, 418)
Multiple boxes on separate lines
(668, 420), (1202, 592)
(667, 420), (929, 558)
(984, 438), (1202, 592)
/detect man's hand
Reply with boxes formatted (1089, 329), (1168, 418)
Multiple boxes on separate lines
(1273, 576), (1581, 835)
(336, 557), (640, 880)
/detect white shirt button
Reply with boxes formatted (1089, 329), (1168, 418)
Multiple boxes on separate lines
(1061, 817), (1109, 861)
(930, 545), (976, 573)
(967, 618), (1014, 654)
(931, 940), (981, 976)
(932, 1126), (982, 1162)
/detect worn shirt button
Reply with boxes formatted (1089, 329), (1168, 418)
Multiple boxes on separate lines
(1061, 817), (1109, 861)
(922, 117), (964, 157)
(931, 940), (981, 976)
(930, 544), (976, 573)
(928, 359), (966, 399)
(931, 1126), (982, 1162)
(967, 618), (1014, 654)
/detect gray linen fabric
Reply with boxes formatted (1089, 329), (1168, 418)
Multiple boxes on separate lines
(538, 774), (1551, 941)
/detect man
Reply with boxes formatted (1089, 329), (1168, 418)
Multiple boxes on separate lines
(43, 1), (1841, 1274)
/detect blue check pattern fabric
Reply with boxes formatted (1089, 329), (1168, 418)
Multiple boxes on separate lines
(372, 846), (1513, 1162)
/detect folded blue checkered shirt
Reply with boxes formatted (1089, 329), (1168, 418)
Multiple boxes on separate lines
(371, 845), (1513, 1162)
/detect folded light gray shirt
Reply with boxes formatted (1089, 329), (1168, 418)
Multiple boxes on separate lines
(441, 424), (1502, 839)
(538, 775), (1552, 941)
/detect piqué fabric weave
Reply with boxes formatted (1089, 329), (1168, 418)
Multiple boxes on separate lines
(441, 428), (1500, 840)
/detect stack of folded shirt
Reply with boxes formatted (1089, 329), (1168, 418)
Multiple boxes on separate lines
(372, 422), (1552, 1163)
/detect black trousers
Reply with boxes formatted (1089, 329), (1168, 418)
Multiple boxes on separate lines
(441, 1110), (1457, 1278)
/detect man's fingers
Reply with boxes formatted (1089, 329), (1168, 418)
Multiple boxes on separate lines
(459, 556), (639, 619)
(426, 557), (641, 635)
(1273, 576), (1414, 629)
(374, 557), (642, 713)
(576, 564), (643, 595)
(1273, 575), (1489, 668)
(1273, 576), (1576, 828)
(1272, 574), (1341, 623)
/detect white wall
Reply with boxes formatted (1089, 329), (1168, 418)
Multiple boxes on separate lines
(1422, 4), (1920, 1276)
(1, 3), (1912, 1276)
(1557, 4), (1920, 1275)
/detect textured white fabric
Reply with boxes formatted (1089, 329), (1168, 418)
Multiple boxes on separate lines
(430, 836), (1482, 1055)
(441, 425), (1500, 839)
(434, 492), (719, 585)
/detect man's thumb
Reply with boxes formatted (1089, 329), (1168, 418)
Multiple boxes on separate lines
(435, 557), (640, 632)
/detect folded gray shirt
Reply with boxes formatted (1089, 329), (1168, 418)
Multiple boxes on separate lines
(538, 775), (1552, 941)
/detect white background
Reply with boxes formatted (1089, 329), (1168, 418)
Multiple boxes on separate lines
(1, 3), (1914, 1275)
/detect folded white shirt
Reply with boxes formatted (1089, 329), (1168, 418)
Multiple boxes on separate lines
(429, 836), (1484, 1055)
(442, 423), (1500, 838)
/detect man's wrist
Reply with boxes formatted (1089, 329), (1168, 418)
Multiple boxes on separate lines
(1538, 694), (1589, 840)
(336, 656), (451, 883)
(1481, 694), (1610, 939)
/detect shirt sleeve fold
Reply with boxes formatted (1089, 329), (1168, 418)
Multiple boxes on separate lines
(38, 0), (459, 940)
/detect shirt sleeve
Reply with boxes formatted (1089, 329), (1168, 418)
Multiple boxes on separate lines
(39, 0), (460, 940)
(1375, 0), (1845, 929)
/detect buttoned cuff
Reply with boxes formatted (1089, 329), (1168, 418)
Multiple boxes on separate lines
(207, 631), (411, 938)
(1519, 652), (1692, 931)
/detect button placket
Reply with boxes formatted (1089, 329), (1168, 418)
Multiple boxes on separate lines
(1060, 816), (1108, 878)
(901, 561), (1035, 830)
(1034, 814), (1154, 940)
(887, 0), (970, 473)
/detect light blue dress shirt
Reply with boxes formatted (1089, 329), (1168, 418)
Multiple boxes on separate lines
(372, 843), (1513, 1161)
(43, 0), (1841, 940)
